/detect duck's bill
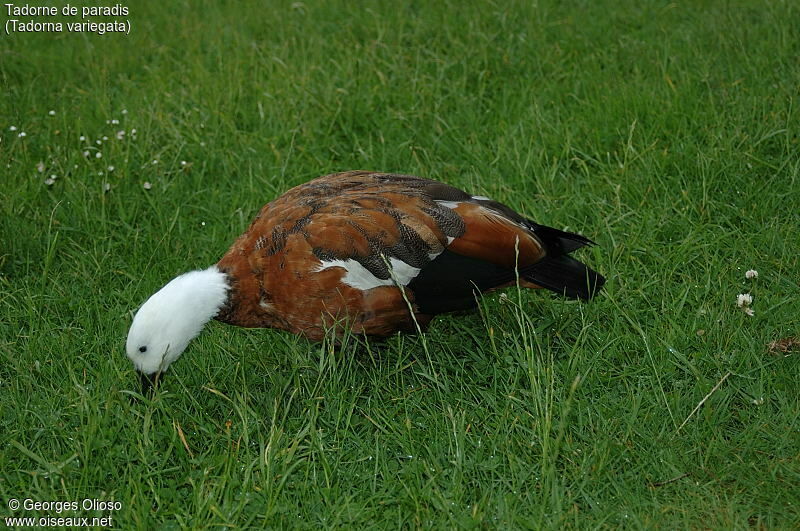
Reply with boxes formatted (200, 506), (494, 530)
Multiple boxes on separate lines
(139, 371), (163, 396)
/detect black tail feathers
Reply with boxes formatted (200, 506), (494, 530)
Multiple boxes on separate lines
(521, 222), (605, 300)
(522, 253), (605, 300)
(528, 223), (596, 254)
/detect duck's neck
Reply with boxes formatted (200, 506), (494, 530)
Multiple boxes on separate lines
(188, 266), (231, 322)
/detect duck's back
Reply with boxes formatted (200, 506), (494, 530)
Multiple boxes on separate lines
(215, 171), (604, 340)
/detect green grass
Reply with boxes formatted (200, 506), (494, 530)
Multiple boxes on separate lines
(2, 0), (799, 527)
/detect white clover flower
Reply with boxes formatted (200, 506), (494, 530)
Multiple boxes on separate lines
(9, 126), (17, 131)
(736, 293), (753, 307)
(743, 307), (755, 317)
(17, 131), (26, 137)
(96, 139), (102, 145)
(107, 166), (115, 172)
(79, 135), (86, 141)
(180, 160), (187, 166)
(44, 177), (55, 186)
(745, 270), (758, 279)
(83, 150), (90, 157)
(50, 174), (57, 180)
(36, 161), (45, 173)
(48, 110), (56, 116)
(116, 130), (125, 140)
(95, 152), (102, 159)
(111, 119), (119, 125)
(143, 181), (152, 190)
(152, 159), (158, 165)
(131, 128), (137, 134)
(103, 183), (111, 192)
(102, 136), (108, 141)
(121, 109), (128, 115)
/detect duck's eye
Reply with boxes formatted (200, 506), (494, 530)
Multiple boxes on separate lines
(139, 346), (148, 353)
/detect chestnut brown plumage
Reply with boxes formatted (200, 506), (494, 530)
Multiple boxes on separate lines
(126, 171), (605, 384)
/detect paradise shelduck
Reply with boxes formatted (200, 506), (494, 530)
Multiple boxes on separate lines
(126, 171), (605, 390)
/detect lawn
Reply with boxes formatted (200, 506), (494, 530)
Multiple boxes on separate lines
(1, 0), (798, 528)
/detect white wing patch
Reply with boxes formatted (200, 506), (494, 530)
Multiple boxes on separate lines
(315, 257), (421, 290)
(435, 197), (491, 209)
(435, 200), (460, 209)
(385, 257), (423, 286)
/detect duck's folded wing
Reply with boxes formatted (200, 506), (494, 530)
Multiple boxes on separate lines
(408, 193), (605, 312)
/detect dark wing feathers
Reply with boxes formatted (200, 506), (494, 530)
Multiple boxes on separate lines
(409, 249), (519, 314)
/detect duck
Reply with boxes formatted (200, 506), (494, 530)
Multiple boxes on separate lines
(126, 171), (605, 391)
